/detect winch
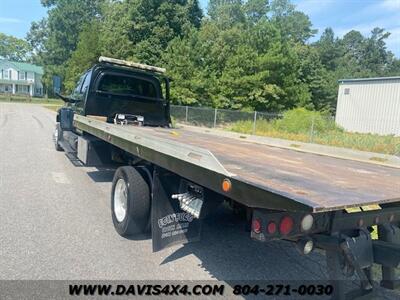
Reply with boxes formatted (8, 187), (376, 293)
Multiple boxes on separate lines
(114, 114), (144, 126)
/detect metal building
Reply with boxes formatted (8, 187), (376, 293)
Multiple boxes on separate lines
(335, 76), (400, 136)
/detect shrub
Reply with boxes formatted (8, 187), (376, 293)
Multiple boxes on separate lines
(170, 116), (177, 128)
(226, 107), (399, 154)
(274, 108), (337, 134)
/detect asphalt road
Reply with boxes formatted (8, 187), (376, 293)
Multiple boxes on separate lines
(0, 103), (398, 299)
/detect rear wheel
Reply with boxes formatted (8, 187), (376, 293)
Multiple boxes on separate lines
(111, 166), (151, 237)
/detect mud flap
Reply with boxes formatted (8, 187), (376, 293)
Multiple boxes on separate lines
(151, 168), (202, 252)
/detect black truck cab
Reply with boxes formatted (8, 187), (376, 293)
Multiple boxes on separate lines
(55, 57), (171, 153)
(58, 58), (171, 128)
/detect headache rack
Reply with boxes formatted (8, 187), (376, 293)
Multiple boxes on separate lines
(98, 56), (166, 74)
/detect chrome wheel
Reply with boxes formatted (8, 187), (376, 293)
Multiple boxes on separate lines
(54, 127), (59, 142)
(114, 178), (128, 222)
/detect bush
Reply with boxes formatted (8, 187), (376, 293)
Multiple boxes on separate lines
(274, 108), (337, 134)
(170, 116), (177, 128)
(226, 107), (399, 155)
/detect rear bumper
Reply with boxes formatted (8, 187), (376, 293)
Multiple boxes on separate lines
(251, 204), (400, 242)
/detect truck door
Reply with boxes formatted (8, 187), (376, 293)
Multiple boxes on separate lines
(70, 70), (92, 115)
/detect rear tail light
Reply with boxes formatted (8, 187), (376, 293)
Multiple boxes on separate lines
(279, 216), (294, 235)
(267, 221), (277, 234)
(252, 219), (262, 234)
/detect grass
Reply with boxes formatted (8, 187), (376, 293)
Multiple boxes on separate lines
(228, 108), (400, 155)
(42, 105), (62, 112)
(0, 94), (62, 105)
(0, 94), (63, 112)
(369, 157), (388, 162)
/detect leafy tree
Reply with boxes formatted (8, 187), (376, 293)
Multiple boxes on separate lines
(270, 0), (317, 43)
(295, 44), (335, 110)
(164, 17), (310, 111)
(314, 28), (341, 71)
(187, 0), (203, 28)
(363, 28), (394, 75)
(0, 33), (31, 61)
(23, 0), (400, 113)
(27, 0), (104, 92)
(25, 19), (48, 63)
(100, 0), (203, 65)
(64, 22), (102, 92)
(207, 0), (246, 28)
(387, 58), (400, 76)
(245, 0), (269, 23)
(99, 0), (134, 60)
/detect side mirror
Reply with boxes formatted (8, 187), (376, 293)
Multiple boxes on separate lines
(55, 92), (69, 102)
(56, 92), (82, 104)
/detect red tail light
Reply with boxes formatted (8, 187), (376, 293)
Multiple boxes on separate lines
(267, 221), (277, 234)
(252, 219), (262, 234)
(279, 216), (294, 235)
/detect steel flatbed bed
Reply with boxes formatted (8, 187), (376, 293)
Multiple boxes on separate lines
(56, 58), (400, 300)
(74, 115), (400, 213)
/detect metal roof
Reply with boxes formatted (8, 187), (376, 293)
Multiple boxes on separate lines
(338, 76), (400, 83)
(0, 59), (44, 75)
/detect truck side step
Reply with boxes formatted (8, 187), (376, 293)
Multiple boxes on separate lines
(59, 140), (75, 153)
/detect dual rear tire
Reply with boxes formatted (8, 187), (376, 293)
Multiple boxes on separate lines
(111, 166), (151, 237)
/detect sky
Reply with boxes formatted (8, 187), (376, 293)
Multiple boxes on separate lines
(0, 0), (399, 56)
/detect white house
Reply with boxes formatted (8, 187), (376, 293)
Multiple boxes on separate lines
(0, 59), (44, 97)
(336, 76), (400, 136)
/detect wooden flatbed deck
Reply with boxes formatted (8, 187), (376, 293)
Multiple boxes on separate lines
(75, 115), (400, 213)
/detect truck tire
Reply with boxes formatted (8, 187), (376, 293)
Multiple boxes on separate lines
(54, 124), (63, 151)
(111, 166), (151, 237)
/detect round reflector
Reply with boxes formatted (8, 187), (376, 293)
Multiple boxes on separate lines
(389, 214), (395, 222)
(301, 214), (314, 232)
(267, 222), (277, 234)
(296, 238), (314, 255)
(279, 216), (294, 235)
(252, 219), (261, 234)
(222, 179), (232, 192)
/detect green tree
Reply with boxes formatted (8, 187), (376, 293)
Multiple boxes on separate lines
(27, 0), (104, 92)
(245, 0), (269, 23)
(99, 0), (134, 60)
(314, 28), (342, 71)
(64, 22), (102, 92)
(207, 0), (246, 28)
(363, 27), (394, 75)
(270, 0), (317, 43)
(28, 0), (400, 113)
(25, 19), (48, 63)
(164, 16), (310, 111)
(100, 0), (203, 65)
(0, 33), (31, 61)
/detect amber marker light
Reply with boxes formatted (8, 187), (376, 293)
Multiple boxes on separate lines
(222, 179), (232, 192)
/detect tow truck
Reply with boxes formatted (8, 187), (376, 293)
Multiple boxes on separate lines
(54, 57), (400, 299)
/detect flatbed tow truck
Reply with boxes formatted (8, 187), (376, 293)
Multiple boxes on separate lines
(55, 57), (400, 299)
